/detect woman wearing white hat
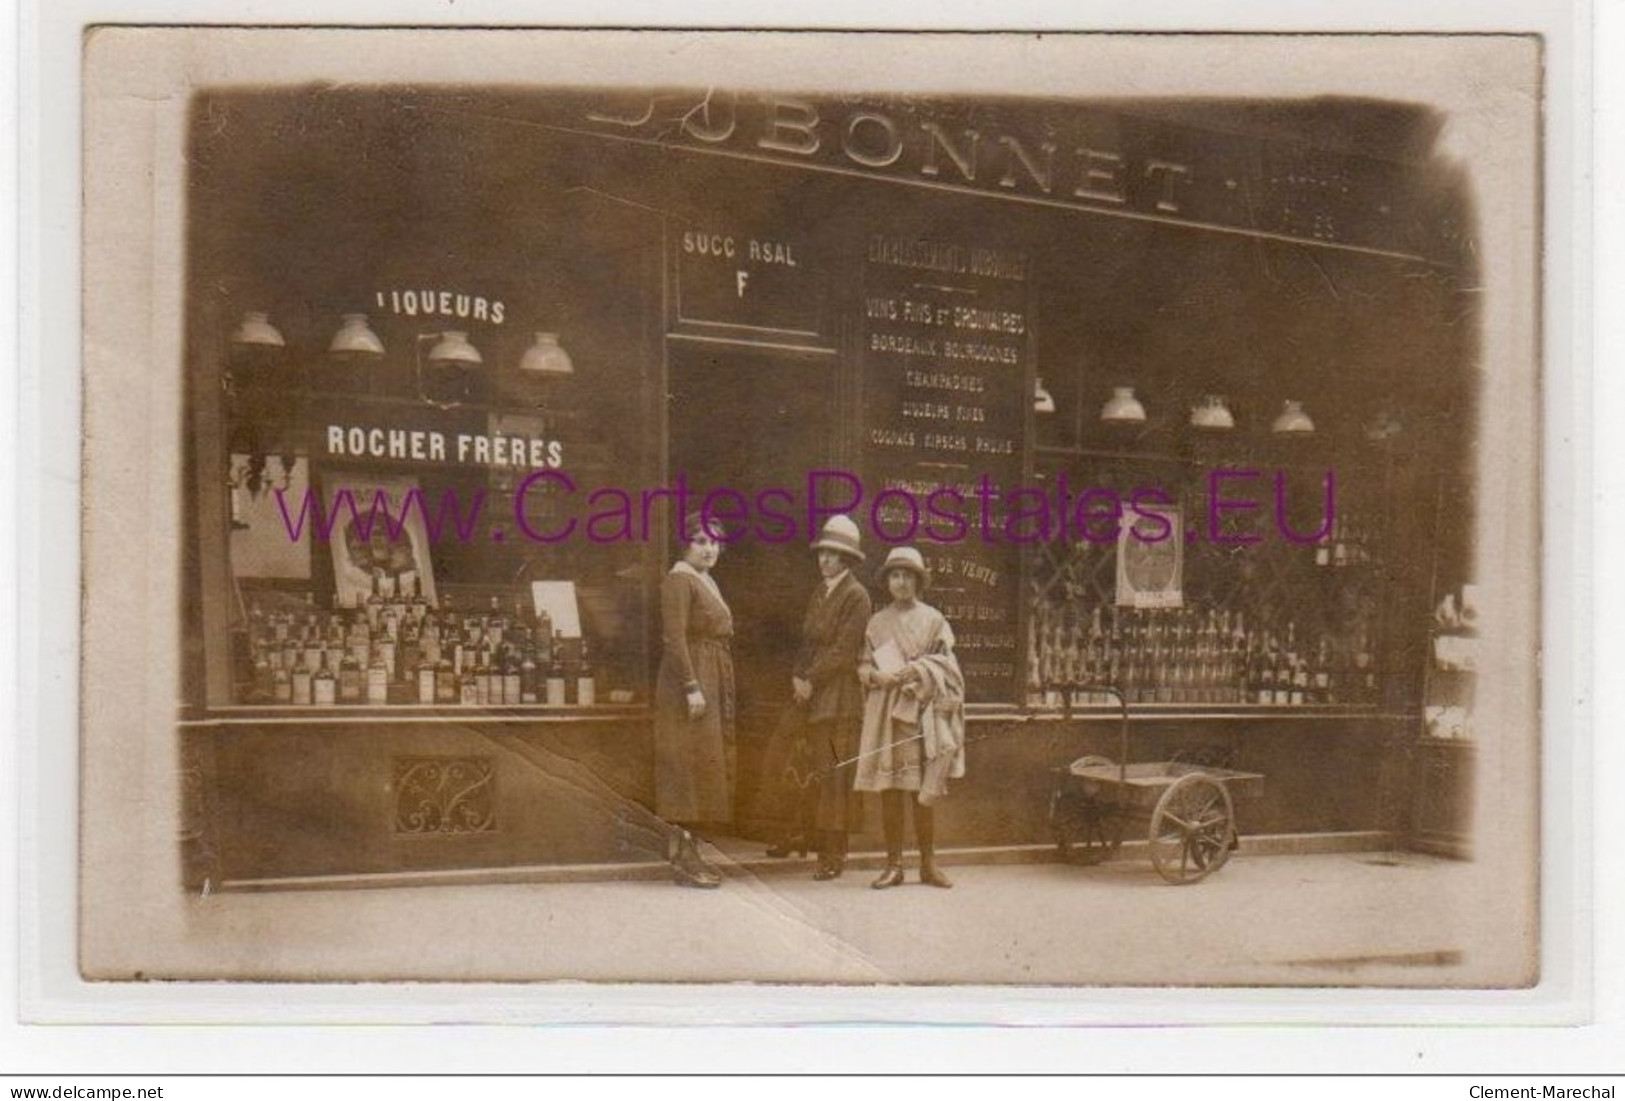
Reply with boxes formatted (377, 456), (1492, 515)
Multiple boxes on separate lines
(778, 513), (873, 880)
(853, 546), (967, 889)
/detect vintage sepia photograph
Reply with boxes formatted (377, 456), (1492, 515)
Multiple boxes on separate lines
(69, 26), (1546, 1004)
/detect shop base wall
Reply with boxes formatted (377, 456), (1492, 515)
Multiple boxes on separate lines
(190, 719), (657, 885)
(738, 715), (1411, 854)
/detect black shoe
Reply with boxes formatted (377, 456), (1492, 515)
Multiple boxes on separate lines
(919, 862), (954, 889)
(766, 834), (810, 859)
(812, 859), (844, 881)
(870, 864), (906, 890)
(672, 862), (722, 889)
(673, 829), (723, 887)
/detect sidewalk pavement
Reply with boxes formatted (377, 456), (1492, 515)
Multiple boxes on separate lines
(160, 845), (1519, 991)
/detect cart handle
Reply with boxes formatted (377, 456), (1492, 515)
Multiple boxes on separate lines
(1058, 682), (1130, 786)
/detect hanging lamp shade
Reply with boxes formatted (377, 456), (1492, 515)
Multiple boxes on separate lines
(1272, 399), (1315, 435)
(427, 331), (483, 367)
(1100, 386), (1146, 423)
(1190, 395), (1235, 430)
(518, 332), (574, 376)
(329, 313), (385, 358)
(231, 311), (285, 348)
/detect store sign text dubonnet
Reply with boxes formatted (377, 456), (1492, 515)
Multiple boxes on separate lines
(575, 90), (1426, 258)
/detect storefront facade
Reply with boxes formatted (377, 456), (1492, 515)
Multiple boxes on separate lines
(178, 87), (1480, 890)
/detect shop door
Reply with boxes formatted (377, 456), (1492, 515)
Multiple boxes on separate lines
(667, 348), (839, 749)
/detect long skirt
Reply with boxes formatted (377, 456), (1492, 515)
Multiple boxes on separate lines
(653, 638), (736, 823)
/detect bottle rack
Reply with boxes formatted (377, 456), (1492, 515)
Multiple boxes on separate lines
(1022, 601), (1380, 710)
(236, 581), (615, 710)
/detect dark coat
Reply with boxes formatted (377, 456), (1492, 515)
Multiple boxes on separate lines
(794, 570), (871, 833)
(792, 570), (872, 727)
(654, 563), (736, 824)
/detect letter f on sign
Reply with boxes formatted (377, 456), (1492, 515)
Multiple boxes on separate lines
(736, 270), (750, 297)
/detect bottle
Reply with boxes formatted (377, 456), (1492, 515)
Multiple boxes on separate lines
(365, 570), (384, 632)
(252, 649), (274, 701)
(1354, 625), (1375, 703)
(366, 649), (389, 704)
(378, 638), (397, 686)
(520, 644), (540, 704)
(417, 655), (437, 704)
(458, 665), (478, 706)
(410, 574), (428, 624)
(474, 648), (493, 706)
(302, 632), (324, 676)
(400, 618), (420, 669)
(273, 661), (293, 703)
(1291, 656), (1308, 706)
(339, 652), (363, 703)
(313, 656), (337, 706)
(546, 632), (568, 706)
(444, 620), (465, 678)
(535, 609), (553, 657)
(418, 619), (441, 668)
(291, 664), (313, 706)
(576, 641), (597, 707)
(1313, 638), (1332, 703)
(487, 618), (505, 653)
(435, 657), (457, 705)
(502, 644), (522, 706)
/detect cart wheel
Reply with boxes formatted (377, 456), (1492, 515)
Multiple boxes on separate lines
(1051, 793), (1125, 866)
(1148, 773), (1236, 884)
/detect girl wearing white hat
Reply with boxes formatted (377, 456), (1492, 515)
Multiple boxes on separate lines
(853, 546), (967, 889)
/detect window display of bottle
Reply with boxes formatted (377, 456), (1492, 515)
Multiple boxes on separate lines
(313, 656), (337, 706)
(546, 632), (567, 706)
(366, 649), (388, 704)
(338, 652), (363, 703)
(473, 648), (493, 706)
(432, 656), (456, 704)
(502, 644), (522, 706)
(416, 653), (437, 704)
(376, 638), (397, 689)
(577, 641), (597, 707)
(520, 643), (540, 704)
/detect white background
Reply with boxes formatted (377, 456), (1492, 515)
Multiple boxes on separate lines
(4, 0), (1617, 1077)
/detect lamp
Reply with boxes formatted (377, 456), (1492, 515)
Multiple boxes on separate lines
(329, 313), (385, 358)
(1189, 395), (1235, 431)
(1364, 407), (1402, 442)
(427, 331), (483, 368)
(519, 332), (574, 376)
(419, 331), (484, 406)
(1272, 399), (1315, 435)
(1100, 386), (1146, 423)
(231, 311), (285, 348)
(1033, 377), (1056, 414)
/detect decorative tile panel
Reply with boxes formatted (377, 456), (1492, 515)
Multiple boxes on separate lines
(393, 756), (497, 836)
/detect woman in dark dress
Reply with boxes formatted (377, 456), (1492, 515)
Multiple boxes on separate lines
(790, 515), (872, 880)
(654, 511), (737, 888)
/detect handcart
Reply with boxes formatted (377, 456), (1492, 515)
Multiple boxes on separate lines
(1046, 687), (1264, 884)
